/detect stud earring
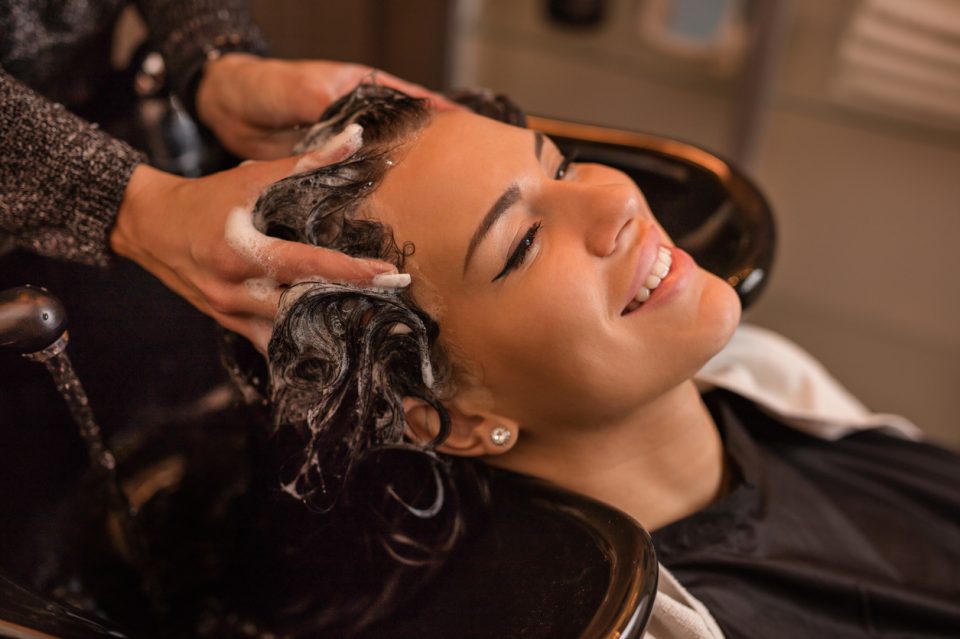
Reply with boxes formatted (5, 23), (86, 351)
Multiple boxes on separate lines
(490, 426), (512, 447)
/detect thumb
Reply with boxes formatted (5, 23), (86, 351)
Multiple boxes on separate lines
(239, 122), (365, 194)
(288, 122), (364, 174)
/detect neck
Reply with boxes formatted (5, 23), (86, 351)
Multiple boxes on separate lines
(489, 381), (726, 531)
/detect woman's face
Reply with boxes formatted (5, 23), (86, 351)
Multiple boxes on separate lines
(368, 111), (740, 433)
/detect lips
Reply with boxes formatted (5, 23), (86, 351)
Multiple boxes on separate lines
(620, 223), (666, 315)
(622, 246), (673, 314)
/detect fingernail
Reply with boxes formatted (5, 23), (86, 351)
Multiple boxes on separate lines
(371, 272), (411, 289)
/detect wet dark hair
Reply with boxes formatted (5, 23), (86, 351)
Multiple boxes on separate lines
(255, 84), (444, 512)
(232, 83), (524, 637)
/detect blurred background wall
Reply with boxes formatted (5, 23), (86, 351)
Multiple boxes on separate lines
(252, 0), (959, 448)
(249, 0), (452, 89)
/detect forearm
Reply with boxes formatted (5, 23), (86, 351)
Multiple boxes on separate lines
(0, 69), (145, 266)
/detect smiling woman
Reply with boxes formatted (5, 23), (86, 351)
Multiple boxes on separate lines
(239, 84), (960, 638)
(260, 86), (739, 523)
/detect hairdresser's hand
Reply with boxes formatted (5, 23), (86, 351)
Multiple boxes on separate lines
(110, 139), (403, 351)
(196, 53), (458, 159)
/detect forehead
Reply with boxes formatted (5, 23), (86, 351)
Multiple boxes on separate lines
(367, 111), (535, 276)
(381, 110), (534, 193)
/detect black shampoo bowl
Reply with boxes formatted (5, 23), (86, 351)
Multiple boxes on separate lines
(1, 407), (657, 639)
(359, 470), (658, 639)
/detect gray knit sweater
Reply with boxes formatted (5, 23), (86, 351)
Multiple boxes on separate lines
(0, 0), (267, 266)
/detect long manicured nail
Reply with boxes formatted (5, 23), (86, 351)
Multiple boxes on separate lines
(371, 272), (411, 289)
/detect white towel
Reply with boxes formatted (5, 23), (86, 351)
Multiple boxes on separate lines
(644, 566), (725, 639)
(695, 323), (922, 441)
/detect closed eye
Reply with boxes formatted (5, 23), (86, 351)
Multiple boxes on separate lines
(492, 222), (542, 282)
(490, 147), (573, 282)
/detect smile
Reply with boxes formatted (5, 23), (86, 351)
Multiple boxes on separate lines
(622, 246), (673, 314)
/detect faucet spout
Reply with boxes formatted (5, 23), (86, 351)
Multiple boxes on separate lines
(0, 286), (68, 355)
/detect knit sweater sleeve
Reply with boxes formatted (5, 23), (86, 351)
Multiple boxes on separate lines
(135, 0), (269, 115)
(0, 68), (145, 266)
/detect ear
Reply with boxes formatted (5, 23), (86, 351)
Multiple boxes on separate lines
(402, 396), (519, 457)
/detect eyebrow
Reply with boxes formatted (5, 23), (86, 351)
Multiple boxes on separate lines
(462, 131), (545, 275)
(462, 183), (521, 275)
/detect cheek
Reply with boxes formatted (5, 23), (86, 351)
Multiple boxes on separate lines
(444, 284), (608, 416)
(465, 284), (601, 368)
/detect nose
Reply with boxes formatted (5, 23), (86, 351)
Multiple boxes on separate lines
(545, 178), (639, 257)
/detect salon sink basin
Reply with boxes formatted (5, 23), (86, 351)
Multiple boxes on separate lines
(0, 406), (657, 639)
(359, 468), (658, 639)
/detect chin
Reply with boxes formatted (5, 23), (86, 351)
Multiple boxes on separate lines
(696, 274), (742, 360)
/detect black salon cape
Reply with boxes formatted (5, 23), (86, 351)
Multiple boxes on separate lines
(652, 390), (960, 639)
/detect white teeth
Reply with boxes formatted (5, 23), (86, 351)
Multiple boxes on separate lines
(626, 246), (673, 312)
(641, 249), (672, 296)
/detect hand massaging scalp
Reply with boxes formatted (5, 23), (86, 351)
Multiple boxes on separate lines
(224, 122), (410, 295)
